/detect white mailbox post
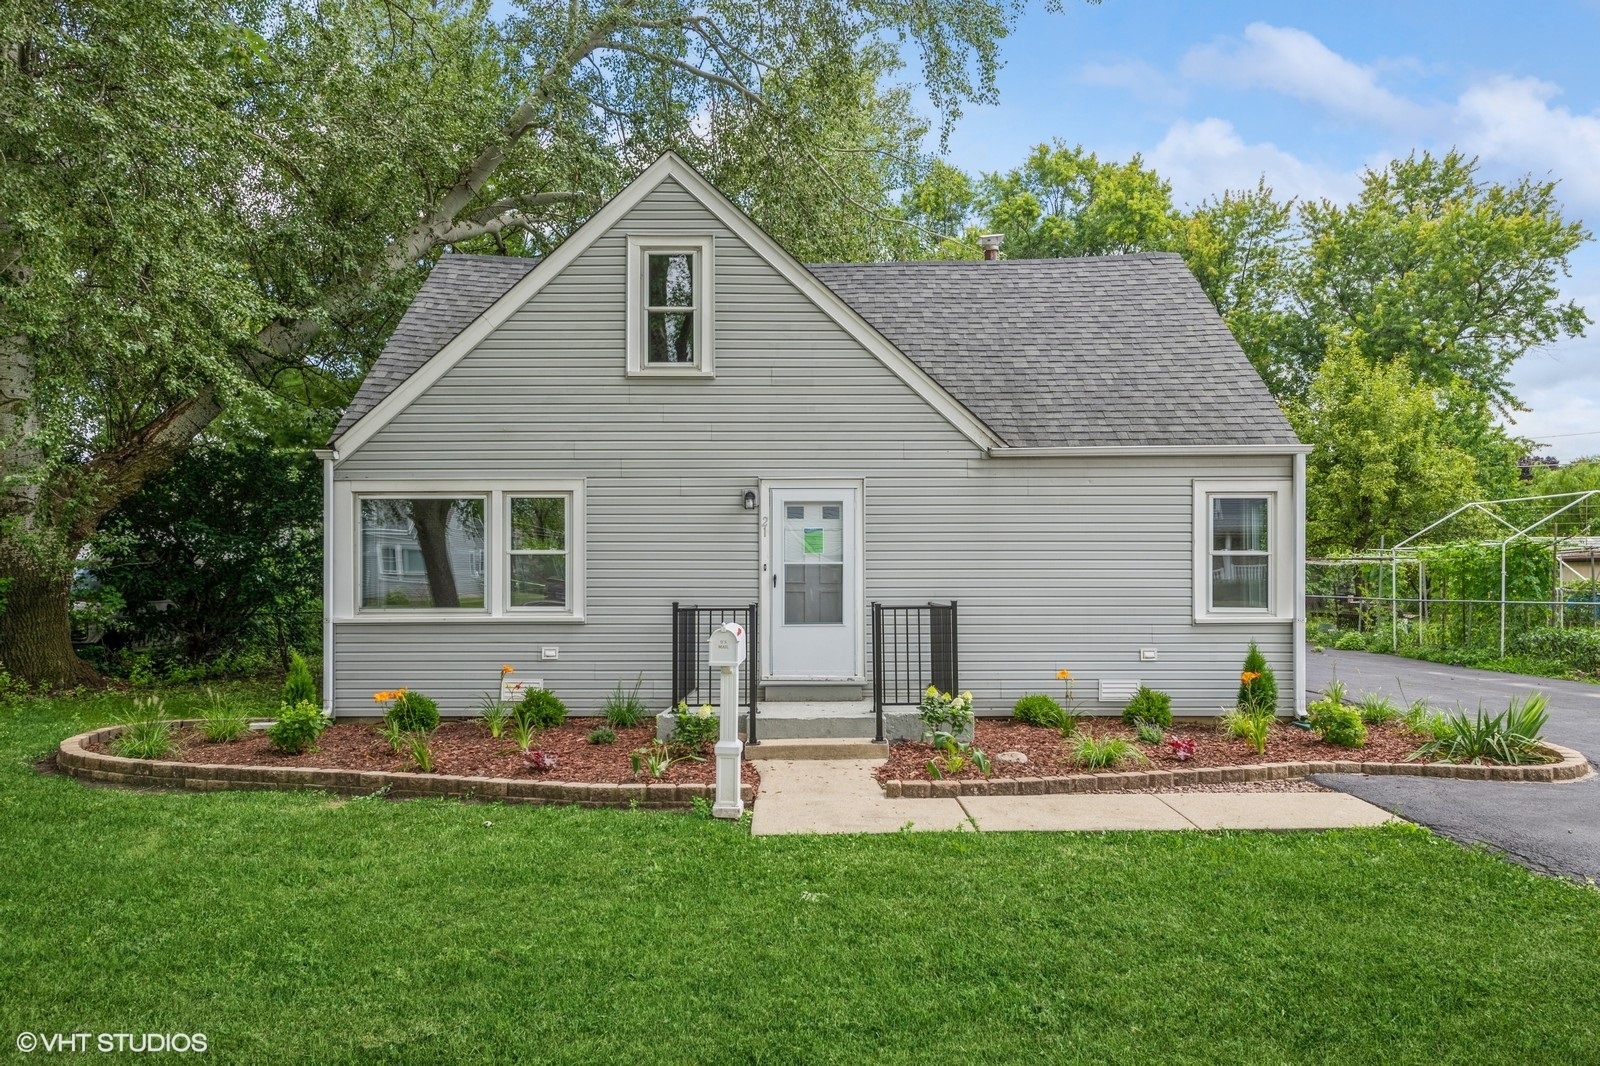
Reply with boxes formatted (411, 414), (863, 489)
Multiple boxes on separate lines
(707, 622), (746, 819)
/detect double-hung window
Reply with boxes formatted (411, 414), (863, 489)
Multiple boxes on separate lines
(626, 235), (714, 376)
(1193, 480), (1293, 622)
(345, 482), (583, 620)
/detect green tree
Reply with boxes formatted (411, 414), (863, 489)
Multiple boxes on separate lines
(2, 0), (1061, 684)
(974, 140), (1179, 258)
(1289, 343), (1480, 554)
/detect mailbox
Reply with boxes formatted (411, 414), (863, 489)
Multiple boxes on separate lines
(707, 622), (746, 667)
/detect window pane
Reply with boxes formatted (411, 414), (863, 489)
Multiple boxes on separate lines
(360, 498), (485, 609)
(785, 563), (844, 625)
(510, 497), (565, 551)
(1212, 497), (1269, 552)
(647, 311), (694, 363)
(510, 553), (567, 608)
(647, 253), (694, 307)
(1212, 555), (1269, 609)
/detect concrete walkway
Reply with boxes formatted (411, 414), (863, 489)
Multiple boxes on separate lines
(748, 757), (1396, 836)
(1309, 648), (1600, 881)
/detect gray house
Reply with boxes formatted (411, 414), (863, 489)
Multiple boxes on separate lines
(319, 153), (1308, 729)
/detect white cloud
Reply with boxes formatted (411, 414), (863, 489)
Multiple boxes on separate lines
(1146, 117), (1360, 208)
(1181, 23), (1434, 129)
(1455, 75), (1600, 209)
(1077, 59), (1186, 106)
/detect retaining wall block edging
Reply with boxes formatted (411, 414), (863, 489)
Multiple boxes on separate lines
(882, 742), (1591, 797)
(58, 724), (749, 812)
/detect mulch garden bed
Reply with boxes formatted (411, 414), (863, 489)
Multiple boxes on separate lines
(876, 718), (1424, 784)
(89, 719), (760, 791)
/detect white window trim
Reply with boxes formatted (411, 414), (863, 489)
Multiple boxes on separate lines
(333, 479), (585, 623)
(625, 234), (715, 377)
(1192, 479), (1294, 623)
(504, 494), (572, 615)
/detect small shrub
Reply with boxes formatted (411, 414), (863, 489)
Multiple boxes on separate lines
(918, 686), (974, 737)
(588, 726), (617, 745)
(282, 649), (317, 707)
(113, 699), (176, 760)
(1333, 630), (1366, 651)
(268, 700), (329, 755)
(604, 675), (648, 728)
(1355, 692), (1399, 725)
(1511, 626), (1600, 674)
(1308, 700), (1366, 749)
(1069, 731), (1146, 770)
(516, 688), (568, 731)
(1238, 642), (1277, 716)
(386, 691), (440, 733)
(508, 713), (537, 753)
(630, 739), (698, 779)
(198, 689), (249, 743)
(1122, 686), (1172, 728)
(1409, 694), (1552, 765)
(672, 701), (720, 750)
(1012, 693), (1063, 727)
(403, 732), (436, 773)
(375, 717), (406, 754)
(524, 749), (558, 772)
(1133, 718), (1165, 745)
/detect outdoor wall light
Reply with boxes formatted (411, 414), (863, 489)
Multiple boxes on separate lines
(742, 490), (757, 511)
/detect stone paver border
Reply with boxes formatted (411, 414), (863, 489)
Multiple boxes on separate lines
(57, 724), (754, 811)
(882, 743), (1590, 798)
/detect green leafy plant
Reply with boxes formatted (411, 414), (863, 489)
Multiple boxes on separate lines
(1308, 700), (1367, 749)
(1333, 630), (1366, 651)
(1122, 685), (1173, 728)
(925, 731), (992, 778)
(112, 698), (176, 759)
(630, 739), (700, 780)
(1012, 693), (1062, 727)
(267, 700), (328, 755)
(1220, 708), (1272, 755)
(516, 688), (569, 731)
(282, 649), (317, 707)
(1409, 694), (1553, 765)
(476, 696), (511, 739)
(588, 727), (617, 745)
(1069, 731), (1146, 770)
(381, 690), (439, 733)
(1238, 643), (1278, 717)
(376, 716), (406, 754)
(918, 686), (975, 738)
(508, 713), (538, 753)
(403, 731), (436, 773)
(1355, 692), (1399, 725)
(1398, 697), (1433, 735)
(671, 701), (720, 750)
(198, 688), (249, 743)
(604, 675), (648, 728)
(1133, 718), (1165, 745)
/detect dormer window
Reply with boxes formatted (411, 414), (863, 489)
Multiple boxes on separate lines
(627, 235), (714, 376)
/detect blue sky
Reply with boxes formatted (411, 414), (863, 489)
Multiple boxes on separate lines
(929, 1), (1600, 459)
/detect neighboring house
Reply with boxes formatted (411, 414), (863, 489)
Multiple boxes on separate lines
(319, 153), (1309, 723)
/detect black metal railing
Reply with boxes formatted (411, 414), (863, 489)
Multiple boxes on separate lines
(671, 602), (760, 744)
(870, 601), (959, 744)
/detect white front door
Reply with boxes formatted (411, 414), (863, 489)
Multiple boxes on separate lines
(765, 485), (862, 679)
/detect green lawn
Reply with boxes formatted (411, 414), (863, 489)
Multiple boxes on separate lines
(4, 685), (1600, 1064)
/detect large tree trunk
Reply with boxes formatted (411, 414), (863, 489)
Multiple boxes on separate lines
(0, 548), (99, 687)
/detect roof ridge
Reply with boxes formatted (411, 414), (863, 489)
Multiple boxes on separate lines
(806, 252), (1185, 268)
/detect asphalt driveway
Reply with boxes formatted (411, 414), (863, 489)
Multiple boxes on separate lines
(1307, 648), (1600, 881)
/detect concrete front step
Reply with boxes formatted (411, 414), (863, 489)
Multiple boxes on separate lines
(746, 738), (890, 761)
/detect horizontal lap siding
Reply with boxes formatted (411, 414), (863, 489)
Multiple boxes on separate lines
(333, 179), (1296, 717)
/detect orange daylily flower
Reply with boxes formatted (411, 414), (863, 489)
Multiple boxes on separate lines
(1057, 669), (1072, 681)
(1241, 671), (1260, 684)
(501, 664), (515, 675)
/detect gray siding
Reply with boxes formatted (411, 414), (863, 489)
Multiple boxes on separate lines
(333, 178), (1297, 718)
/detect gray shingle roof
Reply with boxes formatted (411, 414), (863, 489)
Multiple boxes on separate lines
(334, 250), (1299, 449)
(334, 254), (540, 436)
(808, 254), (1298, 448)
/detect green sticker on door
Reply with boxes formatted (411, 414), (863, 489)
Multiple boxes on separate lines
(803, 528), (824, 554)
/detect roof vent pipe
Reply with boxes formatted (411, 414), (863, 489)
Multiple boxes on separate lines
(978, 234), (1004, 261)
